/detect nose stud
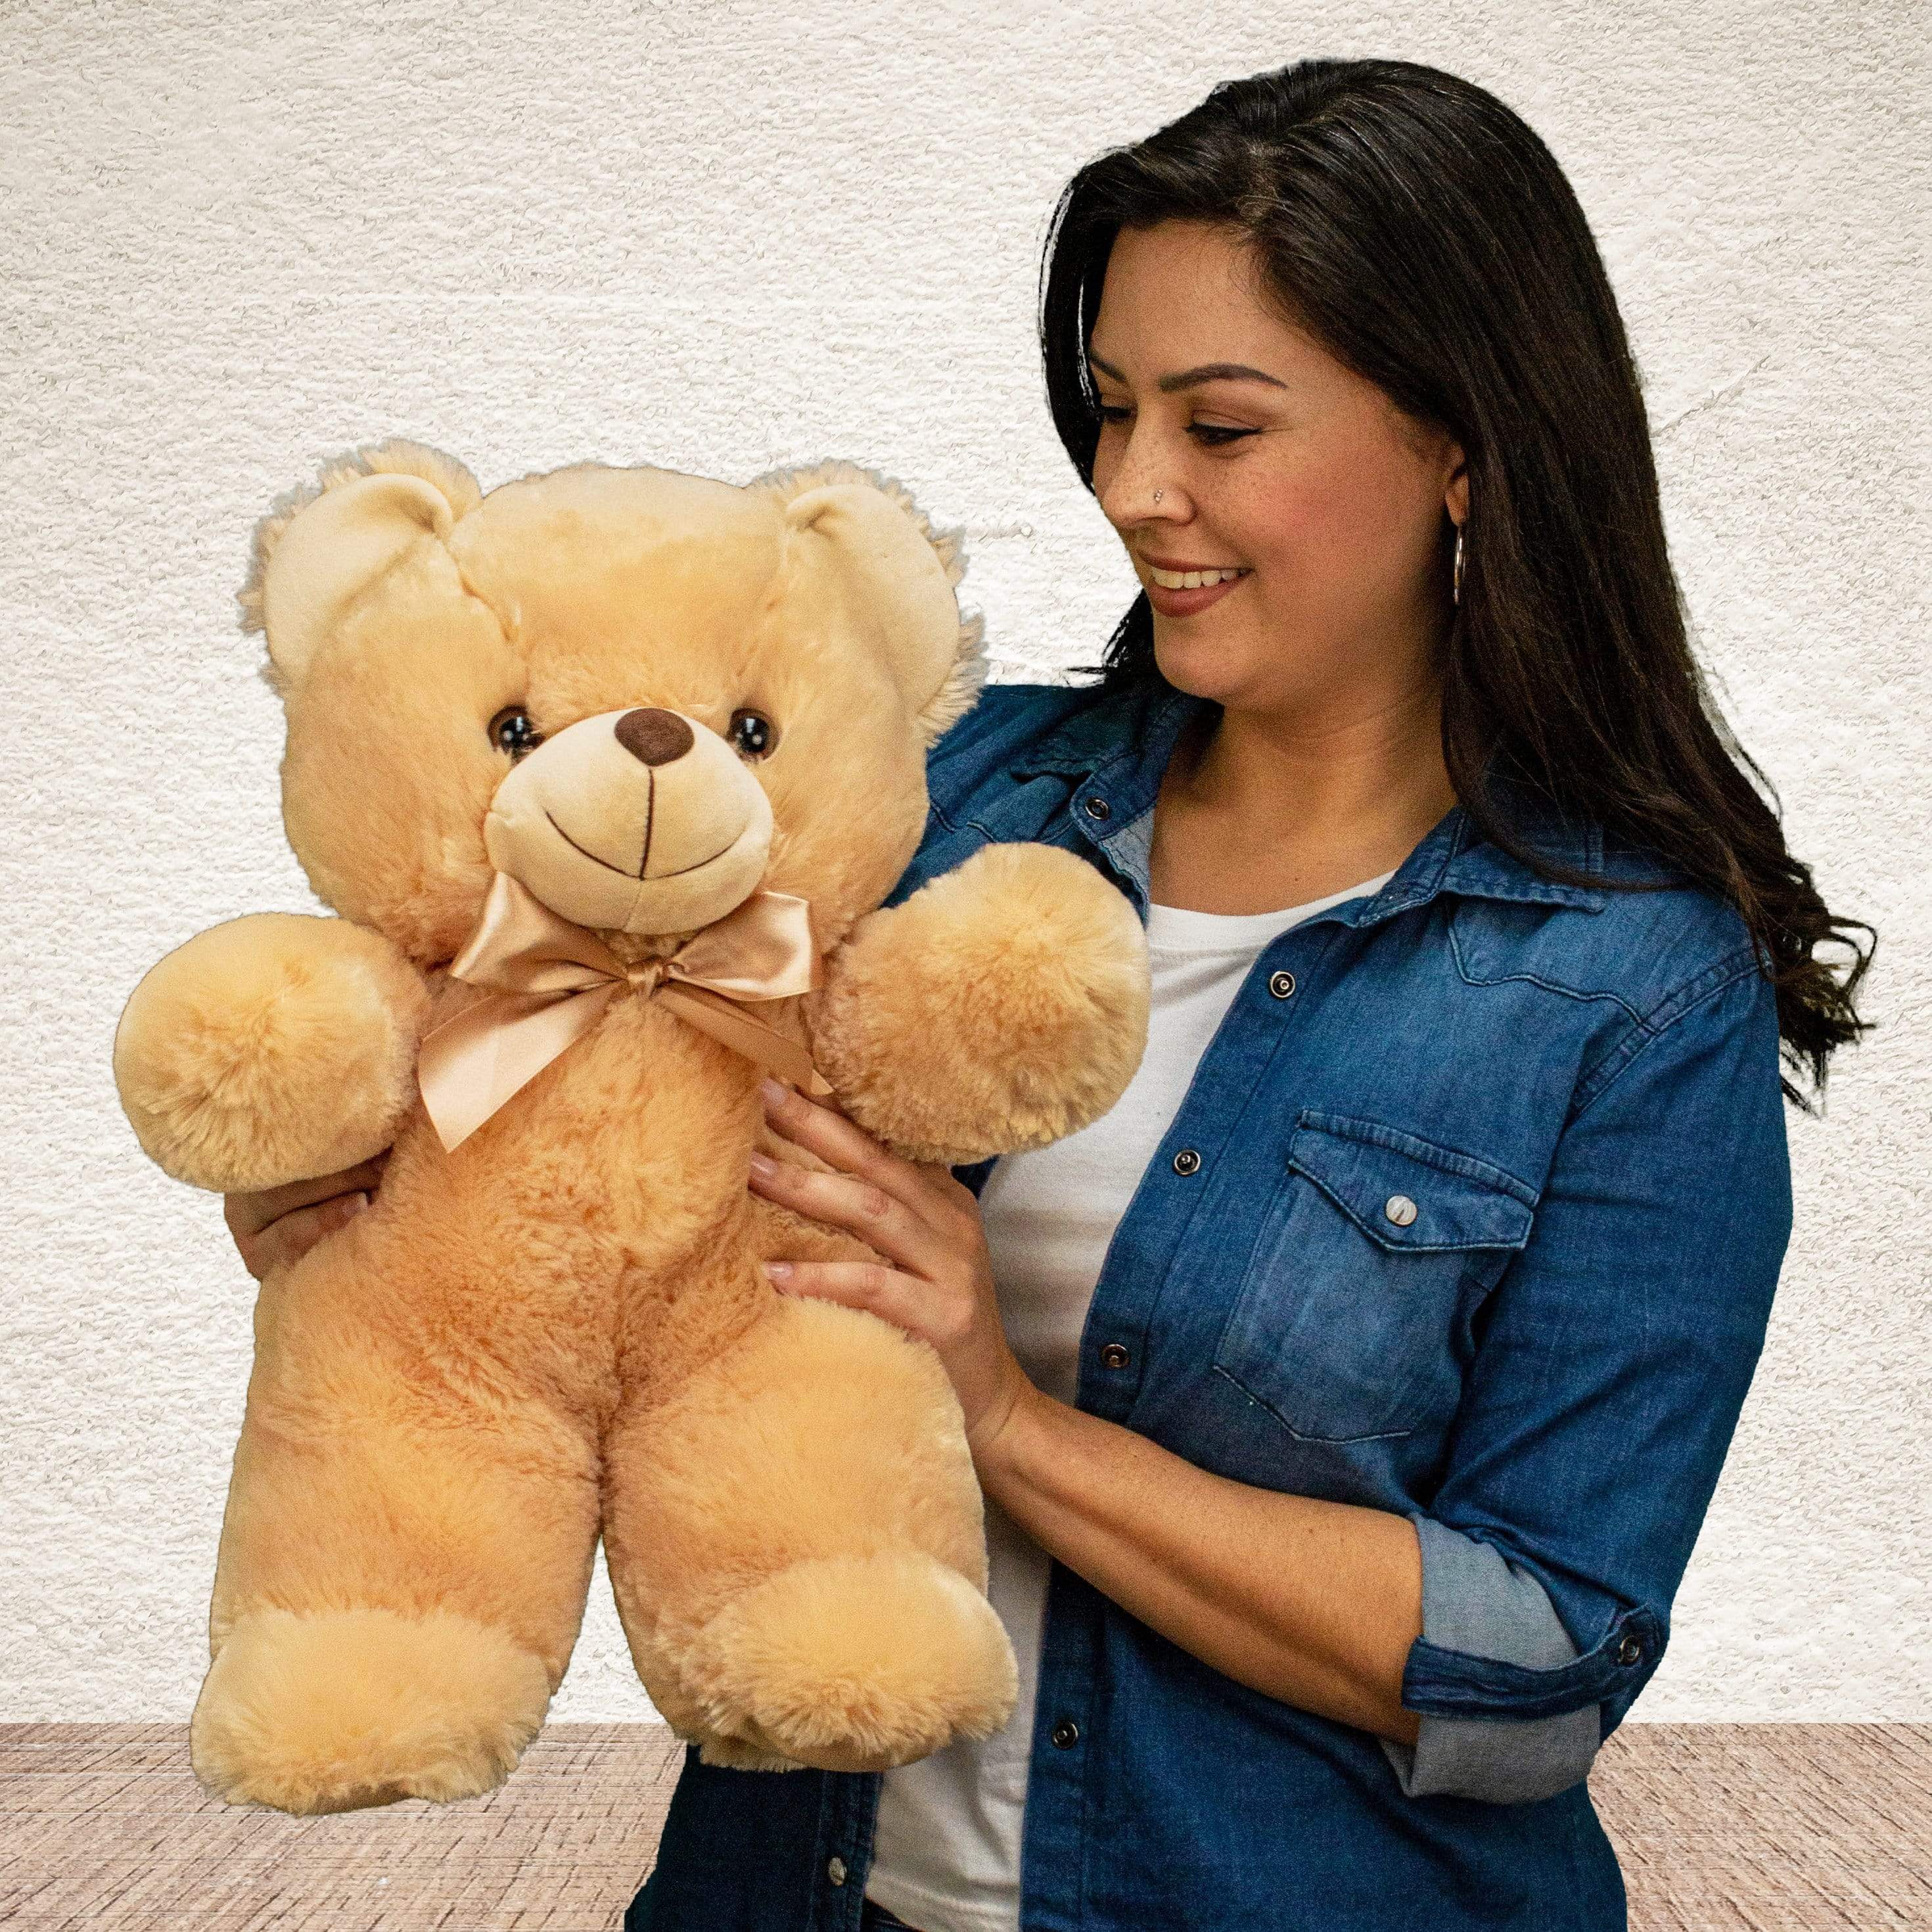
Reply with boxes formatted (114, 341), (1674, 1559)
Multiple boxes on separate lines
(614, 708), (695, 767)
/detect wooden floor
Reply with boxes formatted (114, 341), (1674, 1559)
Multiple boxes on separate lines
(1, 1722), (1926, 1929)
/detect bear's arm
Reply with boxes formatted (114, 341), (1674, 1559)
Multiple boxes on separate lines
(806, 842), (1150, 1166)
(113, 913), (432, 1193)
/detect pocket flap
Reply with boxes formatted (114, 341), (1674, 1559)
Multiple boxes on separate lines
(1287, 1113), (1536, 1253)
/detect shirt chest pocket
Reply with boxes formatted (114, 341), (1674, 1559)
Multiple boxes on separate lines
(1211, 1113), (1538, 1444)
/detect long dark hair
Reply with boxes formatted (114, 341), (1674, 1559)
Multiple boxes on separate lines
(1038, 57), (1871, 1106)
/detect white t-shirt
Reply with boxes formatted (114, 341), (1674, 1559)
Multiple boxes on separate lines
(864, 870), (1394, 1932)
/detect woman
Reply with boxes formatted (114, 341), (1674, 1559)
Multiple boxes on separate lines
(227, 57), (1869, 1932)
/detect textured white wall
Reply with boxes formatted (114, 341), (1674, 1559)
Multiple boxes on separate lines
(3, 0), (1924, 1725)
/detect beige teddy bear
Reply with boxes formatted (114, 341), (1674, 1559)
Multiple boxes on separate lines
(111, 442), (1149, 1815)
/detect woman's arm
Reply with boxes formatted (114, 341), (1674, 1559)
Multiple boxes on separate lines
(1368, 952), (1792, 1802)
(978, 1381), (1424, 1745)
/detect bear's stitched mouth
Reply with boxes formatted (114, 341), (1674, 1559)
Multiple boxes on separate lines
(544, 810), (630, 876)
(543, 810), (735, 882)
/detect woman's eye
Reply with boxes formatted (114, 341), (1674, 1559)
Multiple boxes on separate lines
(729, 709), (777, 760)
(488, 707), (544, 758)
(1094, 404), (1255, 447)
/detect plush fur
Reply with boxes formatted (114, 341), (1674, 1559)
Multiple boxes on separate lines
(112, 441), (1149, 1814)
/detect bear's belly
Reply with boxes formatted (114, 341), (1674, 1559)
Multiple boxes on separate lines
(315, 993), (873, 1417)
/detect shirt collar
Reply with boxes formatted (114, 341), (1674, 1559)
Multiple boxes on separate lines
(1007, 677), (1609, 919)
(1006, 675), (1189, 781)
(1359, 791), (1609, 925)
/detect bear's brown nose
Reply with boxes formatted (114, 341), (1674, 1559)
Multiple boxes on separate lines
(614, 708), (695, 767)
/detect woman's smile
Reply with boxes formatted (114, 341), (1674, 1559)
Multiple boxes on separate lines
(1144, 568), (1251, 617)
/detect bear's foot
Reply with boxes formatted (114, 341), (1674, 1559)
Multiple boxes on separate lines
(191, 1606), (553, 1814)
(679, 1550), (1018, 1774)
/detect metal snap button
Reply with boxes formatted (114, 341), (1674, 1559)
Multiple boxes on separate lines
(1100, 1341), (1131, 1369)
(1172, 1148), (1201, 1176)
(1082, 796), (1111, 820)
(1383, 1193), (1417, 1227)
(1268, 970), (1297, 1000)
(1050, 1719), (1080, 1749)
(1616, 1633), (1644, 1667)
(827, 1856), (847, 1886)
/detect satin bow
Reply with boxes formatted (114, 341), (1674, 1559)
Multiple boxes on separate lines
(417, 870), (833, 1152)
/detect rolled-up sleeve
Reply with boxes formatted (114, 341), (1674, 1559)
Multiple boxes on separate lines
(1380, 947), (1792, 1805)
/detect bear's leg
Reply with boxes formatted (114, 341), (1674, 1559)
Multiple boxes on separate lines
(603, 1292), (1018, 1774)
(190, 1316), (602, 1814)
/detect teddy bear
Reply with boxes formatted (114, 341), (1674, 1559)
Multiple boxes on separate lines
(110, 440), (1151, 1816)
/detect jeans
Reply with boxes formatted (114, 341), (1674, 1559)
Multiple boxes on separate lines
(626, 1872), (924, 1931)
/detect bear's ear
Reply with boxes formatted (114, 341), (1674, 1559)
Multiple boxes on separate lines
(238, 440), (482, 691)
(749, 459), (987, 745)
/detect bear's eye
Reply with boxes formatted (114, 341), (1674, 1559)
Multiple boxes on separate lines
(728, 709), (777, 760)
(489, 707), (543, 759)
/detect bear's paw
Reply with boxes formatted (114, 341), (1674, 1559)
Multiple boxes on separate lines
(813, 841), (1151, 1162)
(678, 1550), (1018, 1774)
(114, 913), (430, 1192)
(190, 1606), (551, 1814)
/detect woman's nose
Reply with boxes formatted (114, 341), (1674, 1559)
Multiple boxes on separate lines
(1097, 454), (1183, 527)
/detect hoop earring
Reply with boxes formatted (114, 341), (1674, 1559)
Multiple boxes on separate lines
(1452, 522), (1465, 607)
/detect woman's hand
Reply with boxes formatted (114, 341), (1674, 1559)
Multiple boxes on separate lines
(748, 1076), (1036, 1461)
(222, 1153), (390, 1282)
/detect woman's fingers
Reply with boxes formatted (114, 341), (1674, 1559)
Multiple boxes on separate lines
(754, 1079), (952, 1271)
(768, 1258), (914, 1318)
(759, 1078), (929, 1199)
(747, 1149), (952, 1280)
(223, 1153), (390, 1242)
(229, 1189), (369, 1283)
(758, 1078), (975, 1229)
(221, 1151), (390, 1280)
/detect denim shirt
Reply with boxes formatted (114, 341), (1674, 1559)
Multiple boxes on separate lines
(628, 674), (1792, 1932)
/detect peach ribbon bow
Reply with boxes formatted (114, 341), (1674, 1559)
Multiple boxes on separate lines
(417, 870), (833, 1152)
